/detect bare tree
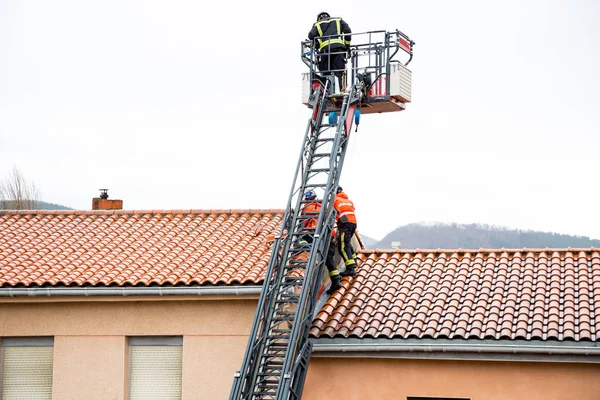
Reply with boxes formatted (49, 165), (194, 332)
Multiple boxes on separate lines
(0, 167), (41, 210)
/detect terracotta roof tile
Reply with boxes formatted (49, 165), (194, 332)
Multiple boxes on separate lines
(0, 209), (283, 287)
(311, 248), (600, 342)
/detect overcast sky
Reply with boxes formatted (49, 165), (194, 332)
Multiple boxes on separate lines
(1, 0), (599, 241)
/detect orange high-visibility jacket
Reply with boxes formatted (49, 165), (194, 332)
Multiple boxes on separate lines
(302, 202), (322, 230)
(333, 192), (357, 224)
(302, 201), (337, 238)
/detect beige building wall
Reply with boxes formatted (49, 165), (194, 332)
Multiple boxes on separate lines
(182, 335), (248, 399)
(0, 297), (257, 400)
(304, 357), (600, 400)
(53, 336), (127, 400)
(4, 298), (600, 399)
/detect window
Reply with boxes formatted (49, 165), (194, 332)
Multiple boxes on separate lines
(1, 337), (54, 399)
(129, 337), (183, 400)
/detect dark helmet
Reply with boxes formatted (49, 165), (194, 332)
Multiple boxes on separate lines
(337, 186), (343, 193)
(317, 12), (330, 21)
(304, 190), (317, 200)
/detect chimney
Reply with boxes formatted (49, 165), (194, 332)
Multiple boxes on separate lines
(92, 189), (123, 210)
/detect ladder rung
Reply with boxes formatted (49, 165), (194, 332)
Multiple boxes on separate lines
(259, 370), (282, 376)
(270, 317), (294, 323)
(270, 328), (292, 334)
(274, 300), (297, 306)
(283, 277), (304, 283)
(263, 360), (284, 366)
(256, 379), (279, 385)
(311, 152), (332, 158)
(275, 311), (296, 316)
(266, 336), (290, 341)
(288, 231), (311, 237)
(315, 137), (335, 143)
(257, 372), (282, 377)
(262, 353), (286, 360)
(280, 292), (300, 298)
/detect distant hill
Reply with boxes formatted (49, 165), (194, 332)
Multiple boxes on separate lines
(40, 201), (73, 210)
(0, 200), (73, 211)
(374, 223), (600, 250)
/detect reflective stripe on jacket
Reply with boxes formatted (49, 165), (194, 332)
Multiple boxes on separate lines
(308, 17), (351, 51)
(333, 192), (356, 224)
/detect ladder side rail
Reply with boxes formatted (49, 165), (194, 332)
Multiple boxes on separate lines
(283, 210), (338, 400)
(280, 242), (330, 400)
(286, 233), (332, 399)
(284, 87), (360, 399)
(239, 232), (296, 398)
(268, 79), (333, 333)
(274, 139), (343, 398)
(241, 79), (336, 398)
(277, 157), (348, 400)
(247, 120), (328, 396)
(245, 135), (316, 395)
(276, 86), (359, 400)
(275, 211), (336, 400)
(285, 79), (334, 250)
(230, 118), (317, 400)
(231, 234), (283, 399)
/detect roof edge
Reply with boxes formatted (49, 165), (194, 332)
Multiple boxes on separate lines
(0, 209), (286, 216)
(0, 286), (262, 297)
(311, 338), (600, 363)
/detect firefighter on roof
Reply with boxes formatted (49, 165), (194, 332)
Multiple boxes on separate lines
(334, 186), (358, 278)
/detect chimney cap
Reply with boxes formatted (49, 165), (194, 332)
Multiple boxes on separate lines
(99, 189), (109, 200)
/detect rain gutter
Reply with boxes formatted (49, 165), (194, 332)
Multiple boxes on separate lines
(311, 338), (600, 363)
(0, 286), (263, 297)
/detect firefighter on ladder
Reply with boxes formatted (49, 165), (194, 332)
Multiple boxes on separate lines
(308, 11), (352, 94)
(300, 190), (343, 294)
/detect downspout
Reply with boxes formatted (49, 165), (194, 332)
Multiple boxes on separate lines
(0, 286), (263, 297)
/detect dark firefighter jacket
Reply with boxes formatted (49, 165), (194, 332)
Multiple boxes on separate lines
(308, 17), (352, 52)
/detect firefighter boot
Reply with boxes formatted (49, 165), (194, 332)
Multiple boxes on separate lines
(340, 266), (356, 277)
(340, 259), (357, 277)
(326, 275), (342, 295)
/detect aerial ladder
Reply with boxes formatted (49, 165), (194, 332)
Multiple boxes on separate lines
(229, 29), (414, 400)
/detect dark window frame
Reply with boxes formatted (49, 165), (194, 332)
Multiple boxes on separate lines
(408, 397), (470, 400)
(128, 336), (182, 346)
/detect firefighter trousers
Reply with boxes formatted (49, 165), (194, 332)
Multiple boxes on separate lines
(337, 222), (357, 267)
(317, 50), (347, 92)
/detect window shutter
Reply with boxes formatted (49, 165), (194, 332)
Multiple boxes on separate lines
(130, 346), (182, 400)
(2, 346), (54, 400)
